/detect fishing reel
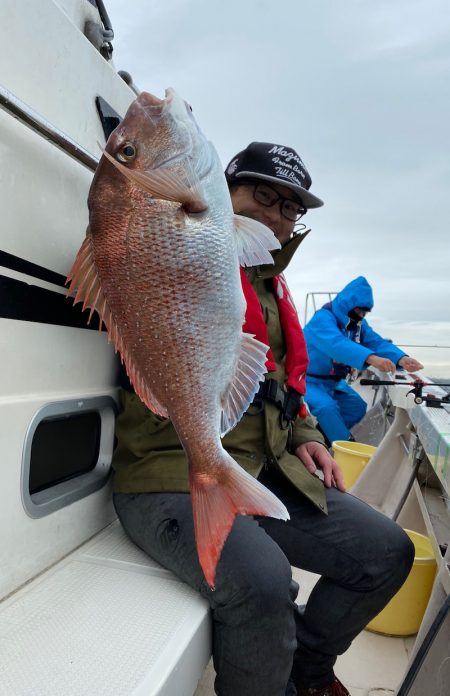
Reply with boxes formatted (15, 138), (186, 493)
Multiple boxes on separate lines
(406, 380), (428, 405)
(360, 378), (450, 408)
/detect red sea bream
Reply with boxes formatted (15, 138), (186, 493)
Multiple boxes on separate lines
(67, 88), (289, 586)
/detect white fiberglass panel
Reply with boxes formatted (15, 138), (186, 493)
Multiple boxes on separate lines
(0, 320), (117, 398)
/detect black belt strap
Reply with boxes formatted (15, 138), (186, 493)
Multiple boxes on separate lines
(307, 373), (343, 381)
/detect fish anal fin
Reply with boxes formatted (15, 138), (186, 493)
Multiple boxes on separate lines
(66, 235), (168, 418)
(66, 235), (107, 328)
(220, 332), (269, 436)
(233, 214), (281, 267)
(190, 452), (289, 588)
(101, 147), (207, 212)
(122, 353), (168, 417)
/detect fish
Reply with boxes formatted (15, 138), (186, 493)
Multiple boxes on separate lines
(67, 88), (289, 587)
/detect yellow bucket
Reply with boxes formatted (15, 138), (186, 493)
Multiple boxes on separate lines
(366, 529), (437, 636)
(331, 440), (377, 489)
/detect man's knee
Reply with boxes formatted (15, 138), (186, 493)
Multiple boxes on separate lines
(365, 523), (415, 594)
(312, 401), (348, 441)
(387, 525), (415, 588)
(312, 400), (341, 422)
(328, 499), (415, 594)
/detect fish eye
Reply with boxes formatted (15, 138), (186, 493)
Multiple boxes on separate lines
(116, 142), (137, 162)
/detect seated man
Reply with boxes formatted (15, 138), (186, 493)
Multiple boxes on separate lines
(304, 275), (423, 444)
(113, 147), (414, 696)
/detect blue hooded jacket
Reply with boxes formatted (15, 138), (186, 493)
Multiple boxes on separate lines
(304, 276), (406, 378)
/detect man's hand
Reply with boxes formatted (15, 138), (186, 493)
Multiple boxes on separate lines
(366, 354), (396, 373)
(295, 441), (346, 491)
(398, 356), (424, 372)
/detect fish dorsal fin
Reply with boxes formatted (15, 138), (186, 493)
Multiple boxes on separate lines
(101, 147), (207, 213)
(233, 214), (281, 267)
(66, 234), (168, 417)
(220, 332), (269, 436)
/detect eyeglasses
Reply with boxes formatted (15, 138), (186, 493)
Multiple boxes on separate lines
(252, 182), (307, 222)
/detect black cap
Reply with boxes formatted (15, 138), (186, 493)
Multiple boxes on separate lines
(225, 141), (323, 209)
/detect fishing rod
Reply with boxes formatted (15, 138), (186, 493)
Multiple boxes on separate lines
(359, 378), (450, 408)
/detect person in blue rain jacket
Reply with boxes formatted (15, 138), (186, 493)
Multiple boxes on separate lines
(304, 276), (423, 444)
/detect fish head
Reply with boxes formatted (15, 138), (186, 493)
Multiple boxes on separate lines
(88, 89), (216, 215)
(108, 88), (212, 178)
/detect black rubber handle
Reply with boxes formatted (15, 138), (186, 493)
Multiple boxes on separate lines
(359, 379), (397, 386)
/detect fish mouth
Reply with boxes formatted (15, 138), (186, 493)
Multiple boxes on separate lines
(136, 91), (166, 116)
(134, 88), (197, 170)
(136, 88), (176, 115)
(125, 88), (207, 175)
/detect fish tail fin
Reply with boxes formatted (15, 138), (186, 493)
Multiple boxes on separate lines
(190, 452), (289, 588)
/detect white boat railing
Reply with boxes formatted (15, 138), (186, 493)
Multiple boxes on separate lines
(304, 291), (337, 324)
(0, 83), (98, 171)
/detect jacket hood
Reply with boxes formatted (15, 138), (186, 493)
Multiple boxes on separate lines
(330, 276), (374, 327)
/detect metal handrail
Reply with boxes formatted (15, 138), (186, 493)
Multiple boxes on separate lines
(0, 83), (98, 172)
(304, 291), (337, 325)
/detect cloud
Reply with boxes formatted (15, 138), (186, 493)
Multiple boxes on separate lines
(105, 0), (450, 374)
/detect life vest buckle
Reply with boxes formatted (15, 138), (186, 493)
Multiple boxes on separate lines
(253, 379), (302, 429)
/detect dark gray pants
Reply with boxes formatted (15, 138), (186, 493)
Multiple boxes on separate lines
(113, 469), (414, 696)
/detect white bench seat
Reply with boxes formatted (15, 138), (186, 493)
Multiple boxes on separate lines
(0, 521), (211, 696)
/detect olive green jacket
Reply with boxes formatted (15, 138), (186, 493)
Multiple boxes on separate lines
(112, 231), (327, 513)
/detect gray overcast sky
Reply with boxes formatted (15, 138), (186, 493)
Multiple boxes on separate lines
(105, 0), (450, 375)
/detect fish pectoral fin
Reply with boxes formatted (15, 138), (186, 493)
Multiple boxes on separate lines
(190, 452), (289, 588)
(233, 214), (281, 267)
(220, 333), (269, 436)
(66, 234), (168, 418)
(101, 148), (208, 213)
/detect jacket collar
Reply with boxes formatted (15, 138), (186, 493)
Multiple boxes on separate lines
(248, 229), (310, 280)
